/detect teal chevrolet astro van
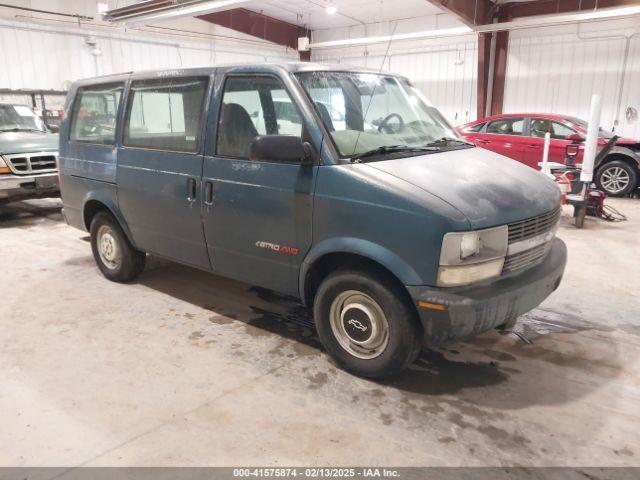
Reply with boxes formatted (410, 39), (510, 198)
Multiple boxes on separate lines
(58, 63), (566, 378)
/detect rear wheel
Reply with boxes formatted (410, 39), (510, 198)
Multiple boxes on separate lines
(595, 160), (637, 197)
(90, 211), (145, 282)
(313, 269), (422, 378)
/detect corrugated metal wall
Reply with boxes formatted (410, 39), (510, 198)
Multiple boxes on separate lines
(312, 36), (478, 126)
(388, 43), (478, 126)
(504, 26), (640, 139)
(0, 19), (297, 91)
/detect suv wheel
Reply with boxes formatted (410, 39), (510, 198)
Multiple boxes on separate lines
(313, 269), (422, 378)
(90, 211), (145, 282)
(595, 160), (637, 197)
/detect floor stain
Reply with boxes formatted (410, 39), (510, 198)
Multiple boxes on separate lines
(476, 425), (531, 451)
(438, 436), (456, 444)
(381, 349), (508, 396)
(189, 331), (204, 340)
(614, 447), (634, 457)
(516, 308), (613, 341)
(307, 371), (329, 389)
(209, 315), (234, 325)
(379, 413), (393, 426)
(370, 388), (385, 398)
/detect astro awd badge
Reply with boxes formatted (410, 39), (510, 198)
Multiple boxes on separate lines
(255, 241), (299, 255)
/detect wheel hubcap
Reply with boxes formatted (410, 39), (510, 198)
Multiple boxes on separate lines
(97, 225), (121, 270)
(329, 290), (389, 359)
(601, 167), (630, 194)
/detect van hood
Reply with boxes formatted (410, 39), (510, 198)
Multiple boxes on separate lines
(0, 131), (58, 155)
(366, 147), (561, 229)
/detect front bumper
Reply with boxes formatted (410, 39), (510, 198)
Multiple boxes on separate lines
(407, 237), (567, 345)
(0, 173), (59, 202)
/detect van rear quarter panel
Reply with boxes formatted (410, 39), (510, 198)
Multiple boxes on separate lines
(309, 164), (470, 288)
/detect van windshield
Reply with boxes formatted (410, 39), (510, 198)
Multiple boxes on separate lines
(296, 71), (467, 160)
(0, 104), (46, 133)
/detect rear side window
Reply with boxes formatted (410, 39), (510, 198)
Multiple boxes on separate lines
(530, 118), (550, 138)
(486, 117), (524, 136)
(530, 118), (578, 139)
(70, 83), (123, 145)
(550, 121), (576, 139)
(124, 77), (208, 153)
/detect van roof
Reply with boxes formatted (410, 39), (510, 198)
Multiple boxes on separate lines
(72, 62), (401, 86)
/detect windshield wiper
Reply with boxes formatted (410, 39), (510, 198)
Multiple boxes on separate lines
(350, 145), (438, 163)
(0, 127), (44, 133)
(423, 137), (473, 148)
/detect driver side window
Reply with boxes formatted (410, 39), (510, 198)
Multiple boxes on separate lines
(216, 76), (302, 159)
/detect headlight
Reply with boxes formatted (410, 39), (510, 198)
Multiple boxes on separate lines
(438, 225), (508, 287)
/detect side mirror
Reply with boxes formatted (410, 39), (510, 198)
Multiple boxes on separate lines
(249, 135), (313, 165)
(47, 124), (59, 133)
(567, 133), (583, 142)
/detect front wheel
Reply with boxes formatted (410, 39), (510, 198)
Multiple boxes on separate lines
(595, 160), (637, 197)
(90, 211), (146, 282)
(313, 270), (422, 378)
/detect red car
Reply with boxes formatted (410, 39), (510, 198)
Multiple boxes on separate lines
(456, 113), (640, 196)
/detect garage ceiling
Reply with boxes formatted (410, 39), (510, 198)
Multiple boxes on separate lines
(108, 0), (448, 29)
(244, 0), (446, 29)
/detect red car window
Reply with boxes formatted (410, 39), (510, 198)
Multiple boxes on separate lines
(486, 117), (524, 135)
(530, 118), (550, 138)
(462, 122), (486, 133)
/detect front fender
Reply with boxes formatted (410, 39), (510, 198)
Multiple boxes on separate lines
(298, 237), (423, 304)
(601, 146), (640, 167)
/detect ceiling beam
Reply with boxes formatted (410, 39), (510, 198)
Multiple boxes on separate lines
(426, 0), (494, 26)
(198, 8), (310, 60)
(501, 0), (640, 20)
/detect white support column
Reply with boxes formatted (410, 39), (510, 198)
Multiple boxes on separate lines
(581, 94), (602, 183)
(541, 131), (551, 176)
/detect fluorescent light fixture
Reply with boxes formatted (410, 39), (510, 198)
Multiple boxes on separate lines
(309, 26), (473, 49)
(475, 5), (640, 33)
(107, 0), (253, 26)
(326, 2), (337, 15)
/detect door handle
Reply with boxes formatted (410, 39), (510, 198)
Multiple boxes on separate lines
(204, 181), (214, 206)
(187, 177), (196, 202)
(527, 144), (541, 149)
(476, 139), (491, 145)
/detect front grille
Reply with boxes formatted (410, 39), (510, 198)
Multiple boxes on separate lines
(508, 206), (561, 244)
(5, 152), (57, 175)
(502, 243), (550, 274)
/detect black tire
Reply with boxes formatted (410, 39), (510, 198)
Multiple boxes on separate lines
(313, 269), (422, 378)
(90, 211), (145, 282)
(595, 160), (637, 197)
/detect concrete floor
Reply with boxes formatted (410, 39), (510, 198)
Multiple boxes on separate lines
(1, 197), (639, 467)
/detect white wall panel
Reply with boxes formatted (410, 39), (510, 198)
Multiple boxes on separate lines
(312, 36), (478, 126)
(504, 22), (640, 139)
(0, 19), (297, 91)
(618, 35), (640, 140)
(389, 43), (477, 126)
